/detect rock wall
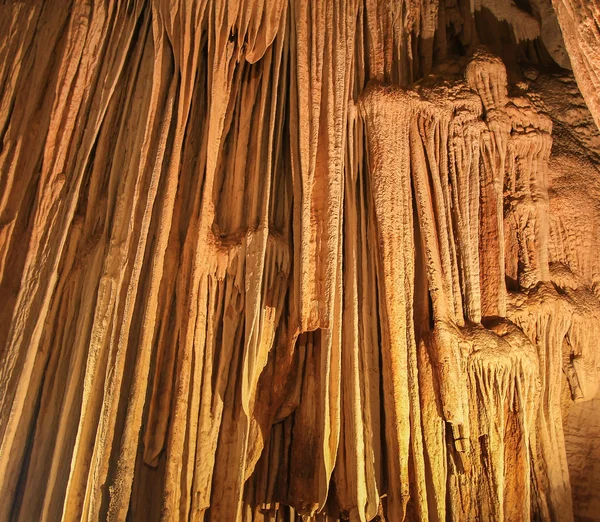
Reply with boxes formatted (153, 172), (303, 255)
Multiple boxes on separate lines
(0, 1), (599, 521)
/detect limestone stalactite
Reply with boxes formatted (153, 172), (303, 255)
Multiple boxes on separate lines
(0, 1), (600, 521)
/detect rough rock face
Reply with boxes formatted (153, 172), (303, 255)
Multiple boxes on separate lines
(0, 1), (599, 521)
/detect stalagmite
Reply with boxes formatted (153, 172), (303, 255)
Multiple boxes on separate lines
(1, 0), (600, 521)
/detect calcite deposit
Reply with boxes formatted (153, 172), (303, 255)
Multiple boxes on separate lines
(0, 0), (599, 521)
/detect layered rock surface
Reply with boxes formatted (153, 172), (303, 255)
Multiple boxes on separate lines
(0, 1), (599, 521)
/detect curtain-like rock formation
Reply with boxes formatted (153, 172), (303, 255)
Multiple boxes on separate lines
(0, 1), (599, 521)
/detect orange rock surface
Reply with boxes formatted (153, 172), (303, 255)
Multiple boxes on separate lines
(0, 1), (599, 520)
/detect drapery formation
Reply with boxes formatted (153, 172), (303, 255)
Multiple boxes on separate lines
(0, 1), (599, 521)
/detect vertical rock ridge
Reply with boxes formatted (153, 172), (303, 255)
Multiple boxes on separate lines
(1, 1), (600, 521)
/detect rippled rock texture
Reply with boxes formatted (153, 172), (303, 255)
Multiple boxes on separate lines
(0, 1), (599, 521)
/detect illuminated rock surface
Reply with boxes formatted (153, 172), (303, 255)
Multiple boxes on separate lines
(0, 1), (599, 520)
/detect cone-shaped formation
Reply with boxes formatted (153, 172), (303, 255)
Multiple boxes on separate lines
(1, 1), (600, 521)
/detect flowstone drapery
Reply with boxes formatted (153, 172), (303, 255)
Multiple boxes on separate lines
(1, 1), (600, 521)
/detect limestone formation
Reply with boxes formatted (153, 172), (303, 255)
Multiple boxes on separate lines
(0, 1), (599, 521)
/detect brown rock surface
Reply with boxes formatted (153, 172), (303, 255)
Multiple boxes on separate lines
(0, 1), (599, 521)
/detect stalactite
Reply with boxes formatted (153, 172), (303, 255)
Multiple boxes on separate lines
(1, 1), (600, 521)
